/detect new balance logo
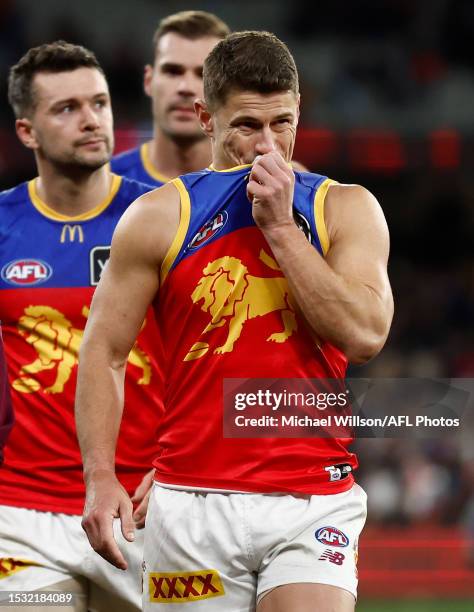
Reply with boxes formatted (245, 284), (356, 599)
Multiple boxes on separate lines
(148, 569), (225, 603)
(318, 550), (345, 566)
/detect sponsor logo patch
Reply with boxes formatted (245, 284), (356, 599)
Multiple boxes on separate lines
(1, 259), (52, 286)
(324, 463), (352, 482)
(89, 246), (111, 286)
(318, 549), (346, 565)
(0, 558), (40, 579)
(315, 526), (349, 547)
(148, 569), (224, 603)
(188, 211), (228, 250)
(293, 210), (312, 243)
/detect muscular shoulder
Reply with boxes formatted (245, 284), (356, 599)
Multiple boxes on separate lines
(111, 181), (181, 269)
(325, 183), (389, 247)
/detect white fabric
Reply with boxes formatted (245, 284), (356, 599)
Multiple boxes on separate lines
(0, 505), (143, 612)
(143, 483), (367, 611)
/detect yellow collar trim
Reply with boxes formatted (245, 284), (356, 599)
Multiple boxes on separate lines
(141, 143), (172, 183)
(207, 163), (252, 173)
(28, 174), (122, 222)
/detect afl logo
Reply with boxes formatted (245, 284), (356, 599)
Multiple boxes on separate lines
(1, 259), (52, 286)
(315, 526), (349, 548)
(188, 211), (228, 250)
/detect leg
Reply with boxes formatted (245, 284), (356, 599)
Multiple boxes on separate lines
(258, 583), (355, 612)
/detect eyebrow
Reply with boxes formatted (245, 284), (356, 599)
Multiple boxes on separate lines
(230, 112), (294, 124)
(49, 92), (109, 110)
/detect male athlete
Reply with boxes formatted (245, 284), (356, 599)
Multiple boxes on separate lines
(111, 10), (230, 185)
(0, 328), (13, 465)
(0, 42), (161, 611)
(77, 32), (394, 611)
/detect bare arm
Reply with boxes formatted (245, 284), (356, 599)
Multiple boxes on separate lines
(75, 182), (179, 568)
(248, 152), (393, 363)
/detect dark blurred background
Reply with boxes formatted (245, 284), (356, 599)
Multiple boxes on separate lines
(1, 0), (473, 606)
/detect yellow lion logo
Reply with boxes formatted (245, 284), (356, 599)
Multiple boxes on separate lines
(13, 305), (151, 394)
(184, 250), (297, 361)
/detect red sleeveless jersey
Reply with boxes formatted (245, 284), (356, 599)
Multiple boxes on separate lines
(153, 166), (357, 494)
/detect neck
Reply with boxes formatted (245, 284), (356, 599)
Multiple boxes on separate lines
(148, 129), (212, 178)
(34, 161), (112, 217)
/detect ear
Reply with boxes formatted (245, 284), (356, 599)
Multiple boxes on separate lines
(295, 93), (301, 125)
(15, 118), (38, 150)
(194, 98), (213, 137)
(143, 64), (153, 97)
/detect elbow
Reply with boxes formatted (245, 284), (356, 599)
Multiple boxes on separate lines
(343, 330), (389, 365)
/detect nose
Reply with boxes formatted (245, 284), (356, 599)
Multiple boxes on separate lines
(80, 104), (100, 131)
(254, 126), (277, 155)
(177, 71), (199, 97)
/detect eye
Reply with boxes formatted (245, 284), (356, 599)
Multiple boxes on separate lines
(162, 65), (184, 76)
(94, 99), (107, 109)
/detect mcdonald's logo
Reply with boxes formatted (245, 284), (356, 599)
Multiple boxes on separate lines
(60, 224), (84, 243)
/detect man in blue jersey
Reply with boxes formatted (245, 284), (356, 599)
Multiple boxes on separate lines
(77, 31), (394, 612)
(0, 41), (160, 611)
(111, 10), (230, 186)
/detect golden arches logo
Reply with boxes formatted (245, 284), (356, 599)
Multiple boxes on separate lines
(60, 224), (84, 243)
(184, 250), (297, 361)
(13, 305), (151, 394)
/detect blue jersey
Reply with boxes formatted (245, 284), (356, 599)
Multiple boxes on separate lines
(111, 143), (169, 187)
(0, 174), (163, 514)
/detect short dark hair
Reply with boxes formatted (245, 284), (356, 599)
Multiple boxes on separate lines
(203, 31), (299, 110)
(8, 40), (104, 118)
(153, 10), (230, 57)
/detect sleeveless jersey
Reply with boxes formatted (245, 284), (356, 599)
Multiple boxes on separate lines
(0, 327), (14, 465)
(153, 165), (357, 495)
(0, 174), (163, 514)
(111, 143), (168, 187)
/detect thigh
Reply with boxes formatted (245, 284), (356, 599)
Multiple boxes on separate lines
(256, 484), (367, 604)
(142, 486), (256, 612)
(86, 521), (144, 612)
(257, 582), (354, 612)
(0, 505), (76, 596)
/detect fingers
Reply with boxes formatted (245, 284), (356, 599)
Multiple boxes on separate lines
(131, 468), (155, 504)
(82, 509), (128, 570)
(120, 496), (136, 544)
(132, 488), (151, 529)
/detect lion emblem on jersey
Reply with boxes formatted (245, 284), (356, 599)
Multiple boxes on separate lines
(13, 305), (151, 394)
(184, 250), (297, 361)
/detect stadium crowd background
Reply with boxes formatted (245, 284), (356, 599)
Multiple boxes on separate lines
(1, 0), (473, 601)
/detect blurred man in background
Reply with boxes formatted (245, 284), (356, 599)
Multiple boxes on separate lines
(111, 10), (230, 185)
(0, 41), (160, 611)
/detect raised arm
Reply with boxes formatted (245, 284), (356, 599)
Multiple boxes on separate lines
(248, 151), (393, 363)
(75, 182), (179, 568)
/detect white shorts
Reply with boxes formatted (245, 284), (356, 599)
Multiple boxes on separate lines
(143, 483), (367, 611)
(0, 505), (143, 611)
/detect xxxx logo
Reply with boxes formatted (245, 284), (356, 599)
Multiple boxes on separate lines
(0, 557), (40, 579)
(149, 569), (224, 603)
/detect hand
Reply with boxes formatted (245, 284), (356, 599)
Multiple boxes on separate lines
(246, 151), (295, 232)
(131, 468), (155, 529)
(82, 469), (135, 570)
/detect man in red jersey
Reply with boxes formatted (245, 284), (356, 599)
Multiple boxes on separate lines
(76, 32), (393, 611)
(0, 327), (14, 465)
(0, 42), (161, 610)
